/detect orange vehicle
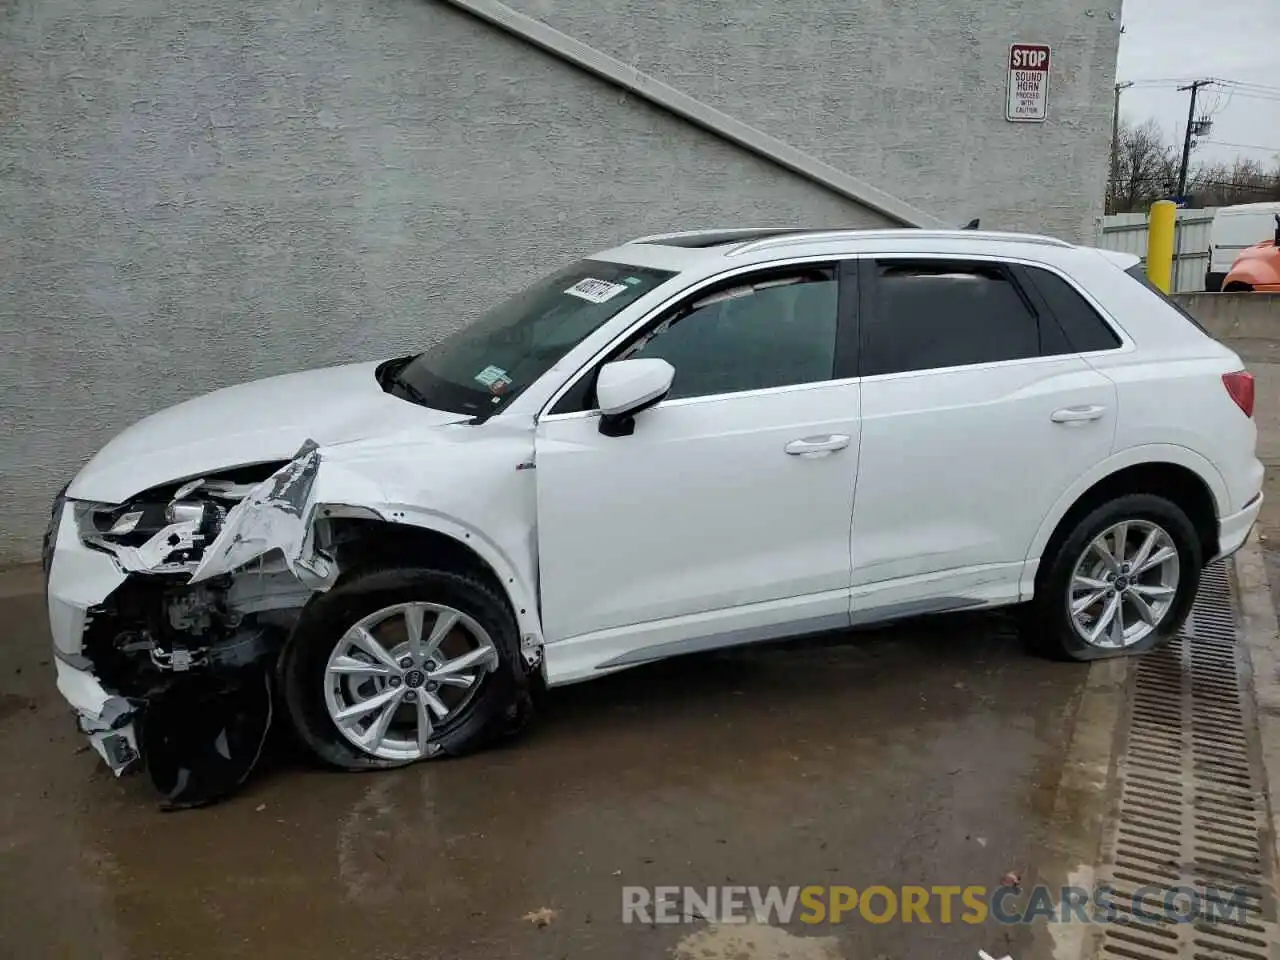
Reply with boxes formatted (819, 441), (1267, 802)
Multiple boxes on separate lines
(1223, 214), (1280, 292)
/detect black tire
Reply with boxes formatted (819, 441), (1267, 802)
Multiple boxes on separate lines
(1026, 493), (1202, 661)
(278, 566), (534, 770)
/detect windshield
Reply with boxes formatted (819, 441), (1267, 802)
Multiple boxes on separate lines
(389, 259), (675, 417)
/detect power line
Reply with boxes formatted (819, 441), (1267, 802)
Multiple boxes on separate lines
(1120, 77), (1202, 86)
(1118, 77), (1280, 93)
(1213, 79), (1280, 95)
(1209, 80), (1280, 104)
(1201, 139), (1280, 153)
(1216, 90), (1280, 105)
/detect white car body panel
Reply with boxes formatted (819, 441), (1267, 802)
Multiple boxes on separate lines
(46, 500), (128, 656)
(192, 422), (548, 644)
(850, 355), (1116, 591)
(67, 361), (468, 504)
(535, 380), (862, 669)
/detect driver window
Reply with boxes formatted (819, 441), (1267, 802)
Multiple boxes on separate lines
(619, 267), (839, 402)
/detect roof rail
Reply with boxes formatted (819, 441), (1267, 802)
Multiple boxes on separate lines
(725, 229), (1074, 257)
(629, 227), (777, 244)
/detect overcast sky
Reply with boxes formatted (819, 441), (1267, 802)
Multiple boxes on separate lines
(1116, 0), (1280, 168)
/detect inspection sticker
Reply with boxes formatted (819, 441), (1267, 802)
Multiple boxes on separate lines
(564, 278), (628, 303)
(474, 364), (511, 388)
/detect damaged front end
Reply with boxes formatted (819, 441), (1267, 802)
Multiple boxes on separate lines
(48, 444), (330, 809)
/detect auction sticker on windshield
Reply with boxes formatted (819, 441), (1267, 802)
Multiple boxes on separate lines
(564, 278), (628, 303)
(474, 364), (512, 390)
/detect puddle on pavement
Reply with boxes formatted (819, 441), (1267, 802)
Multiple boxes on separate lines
(0, 598), (1095, 960)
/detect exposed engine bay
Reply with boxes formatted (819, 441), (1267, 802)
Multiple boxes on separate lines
(65, 447), (336, 809)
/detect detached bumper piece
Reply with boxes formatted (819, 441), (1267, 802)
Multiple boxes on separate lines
(79, 710), (142, 776)
(58, 656), (275, 810)
(141, 668), (274, 812)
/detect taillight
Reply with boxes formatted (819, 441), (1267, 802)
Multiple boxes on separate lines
(1223, 370), (1255, 418)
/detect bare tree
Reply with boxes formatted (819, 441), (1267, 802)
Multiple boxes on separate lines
(1108, 119), (1178, 214)
(1190, 157), (1280, 206)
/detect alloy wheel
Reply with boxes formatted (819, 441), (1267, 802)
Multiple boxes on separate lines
(1067, 519), (1181, 649)
(322, 602), (500, 761)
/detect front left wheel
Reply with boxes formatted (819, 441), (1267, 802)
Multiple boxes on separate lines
(279, 566), (534, 770)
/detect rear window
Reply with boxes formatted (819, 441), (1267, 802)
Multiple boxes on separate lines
(1123, 265), (1210, 335)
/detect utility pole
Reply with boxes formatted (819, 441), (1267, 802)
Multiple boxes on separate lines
(1109, 81), (1133, 214)
(1175, 80), (1213, 200)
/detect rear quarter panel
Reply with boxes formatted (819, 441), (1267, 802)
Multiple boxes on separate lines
(1079, 251), (1261, 515)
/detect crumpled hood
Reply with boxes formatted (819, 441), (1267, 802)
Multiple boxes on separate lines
(67, 361), (469, 503)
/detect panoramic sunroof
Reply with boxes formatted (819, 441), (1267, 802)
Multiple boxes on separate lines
(636, 228), (815, 249)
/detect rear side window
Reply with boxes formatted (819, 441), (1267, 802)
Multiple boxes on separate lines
(1123, 264), (1210, 335)
(862, 261), (1039, 376)
(1023, 267), (1122, 352)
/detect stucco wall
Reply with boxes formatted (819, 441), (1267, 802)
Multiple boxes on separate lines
(506, 0), (1123, 242)
(0, 0), (1119, 563)
(0, 0), (895, 563)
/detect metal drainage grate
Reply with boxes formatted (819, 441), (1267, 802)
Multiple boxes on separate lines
(1096, 562), (1277, 960)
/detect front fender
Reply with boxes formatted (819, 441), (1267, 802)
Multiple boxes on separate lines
(353, 505), (543, 647)
(189, 440), (544, 648)
(189, 444), (326, 584)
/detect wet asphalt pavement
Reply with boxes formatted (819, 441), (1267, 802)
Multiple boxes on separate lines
(0, 567), (1102, 960)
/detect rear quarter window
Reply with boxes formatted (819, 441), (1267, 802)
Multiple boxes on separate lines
(1123, 264), (1211, 335)
(1023, 267), (1122, 352)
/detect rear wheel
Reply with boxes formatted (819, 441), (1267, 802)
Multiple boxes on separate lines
(1028, 494), (1202, 661)
(279, 566), (533, 770)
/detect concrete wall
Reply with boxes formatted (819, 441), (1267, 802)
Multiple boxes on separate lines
(1176, 294), (1280, 470)
(1175, 293), (1280, 366)
(0, 0), (1121, 563)
(507, 0), (1123, 241)
(0, 0), (894, 563)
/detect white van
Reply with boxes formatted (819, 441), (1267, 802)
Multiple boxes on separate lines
(1207, 202), (1280, 291)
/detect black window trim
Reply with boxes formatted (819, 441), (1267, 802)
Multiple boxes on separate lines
(538, 253), (1134, 418)
(541, 256), (860, 418)
(1018, 263), (1127, 355)
(853, 254), (1130, 379)
(857, 256), (1046, 378)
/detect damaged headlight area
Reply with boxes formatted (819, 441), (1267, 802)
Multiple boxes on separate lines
(66, 447), (326, 809)
(75, 469), (278, 575)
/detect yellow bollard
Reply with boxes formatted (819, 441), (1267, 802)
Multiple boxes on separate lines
(1147, 200), (1176, 294)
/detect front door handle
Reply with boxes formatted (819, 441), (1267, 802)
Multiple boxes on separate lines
(785, 434), (851, 457)
(1051, 405), (1107, 424)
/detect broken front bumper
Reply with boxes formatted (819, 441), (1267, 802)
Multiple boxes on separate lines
(46, 504), (139, 773)
(54, 659), (140, 774)
(44, 448), (327, 800)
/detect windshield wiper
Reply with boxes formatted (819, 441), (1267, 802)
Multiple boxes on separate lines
(390, 373), (432, 407)
(378, 356), (432, 407)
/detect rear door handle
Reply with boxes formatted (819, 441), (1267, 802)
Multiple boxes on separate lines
(785, 434), (851, 457)
(1051, 405), (1107, 424)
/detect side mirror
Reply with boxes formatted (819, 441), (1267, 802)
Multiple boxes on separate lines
(596, 358), (674, 437)
(1274, 214), (1279, 246)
